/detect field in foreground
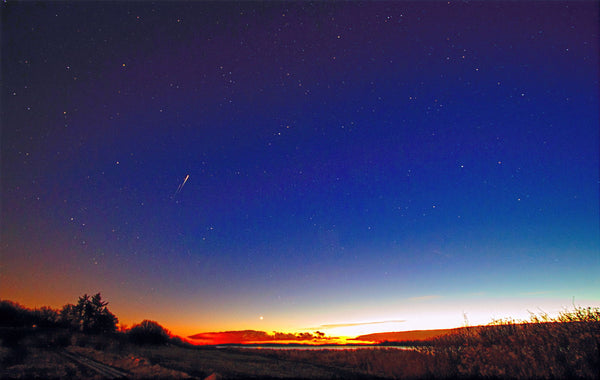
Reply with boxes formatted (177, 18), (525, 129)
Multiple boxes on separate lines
(1, 307), (599, 379)
(2, 331), (375, 379)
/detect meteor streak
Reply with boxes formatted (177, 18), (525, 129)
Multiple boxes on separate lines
(174, 174), (189, 196)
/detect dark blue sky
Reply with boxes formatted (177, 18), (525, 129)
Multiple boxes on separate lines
(2, 1), (598, 337)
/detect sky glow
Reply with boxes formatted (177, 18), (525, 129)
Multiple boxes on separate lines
(1, 1), (599, 341)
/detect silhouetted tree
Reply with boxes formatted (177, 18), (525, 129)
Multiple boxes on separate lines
(32, 306), (60, 328)
(59, 303), (78, 329)
(0, 300), (62, 329)
(128, 320), (171, 345)
(0, 300), (33, 327)
(60, 293), (118, 333)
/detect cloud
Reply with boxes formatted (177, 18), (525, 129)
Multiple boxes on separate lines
(314, 320), (406, 329)
(188, 330), (331, 345)
(467, 292), (486, 297)
(408, 295), (441, 301)
(352, 328), (455, 343)
(519, 291), (549, 296)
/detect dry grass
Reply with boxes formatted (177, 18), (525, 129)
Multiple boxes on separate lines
(0, 345), (91, 379)
(247, 347), (429, 379)
(423, 307), (600, 379)
(68, 345), (193, 379)
(234, 307), (599, 380)
(129, 344), (367, 379)
(1, 307), (598, 379)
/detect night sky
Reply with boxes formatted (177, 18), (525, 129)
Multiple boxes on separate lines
(2, 1), (599, 339)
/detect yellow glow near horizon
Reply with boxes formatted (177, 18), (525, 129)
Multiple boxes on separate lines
(6, 284), (599, 342)
(203, 296), (596, 339)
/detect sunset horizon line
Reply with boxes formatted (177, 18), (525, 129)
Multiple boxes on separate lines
(6, 293), (600, 342)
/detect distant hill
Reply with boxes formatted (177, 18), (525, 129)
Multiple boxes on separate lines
(189, 328), (458, 345)
(188, 330), (326, 345)
(352, 328), (456, 343)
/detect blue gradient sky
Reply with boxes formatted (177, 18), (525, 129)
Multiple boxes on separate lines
(2, 1), (599, 338)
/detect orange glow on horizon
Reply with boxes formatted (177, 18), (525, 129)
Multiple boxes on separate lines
(4, 284), (599, 345)
(185, 332), (368, 346)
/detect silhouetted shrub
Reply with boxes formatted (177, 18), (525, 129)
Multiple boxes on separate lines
(32, 306), (60, 328)
(0, 300), (34, 327)
(169, 335), (194, 348)
(128, 320), (171, 345)
(0, 301), (63, 329)
(0, 327), (28, 348)
(52, 330), (72, 347)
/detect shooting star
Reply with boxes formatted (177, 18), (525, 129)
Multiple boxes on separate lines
(174, 174), (189, 196)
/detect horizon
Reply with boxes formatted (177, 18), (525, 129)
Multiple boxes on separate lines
(2, 1), (598, 341)
(4, 295), (597, 343)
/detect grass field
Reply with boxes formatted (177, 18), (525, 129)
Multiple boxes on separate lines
(1, 307), (598, 379)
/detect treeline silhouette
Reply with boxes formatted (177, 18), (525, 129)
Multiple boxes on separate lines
(1, 294), (599, 379)
(0, 293), (174, 346)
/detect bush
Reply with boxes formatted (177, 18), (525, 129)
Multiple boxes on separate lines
(0, 301), (34, 327)
(128, 320), (171, 345)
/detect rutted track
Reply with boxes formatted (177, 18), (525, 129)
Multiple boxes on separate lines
(60, 350), (129, 379)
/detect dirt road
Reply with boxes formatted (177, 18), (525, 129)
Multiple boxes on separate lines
(60, 349), (129, 379)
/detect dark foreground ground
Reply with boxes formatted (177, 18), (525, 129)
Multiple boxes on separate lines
(0, 329), (384, 379)
(1, 314), (599, 380)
